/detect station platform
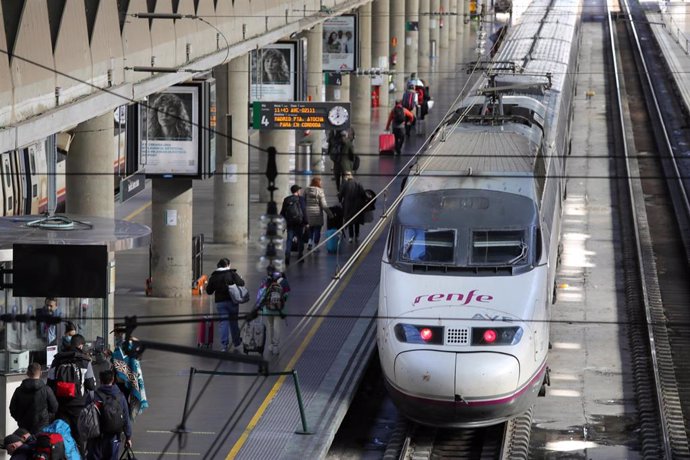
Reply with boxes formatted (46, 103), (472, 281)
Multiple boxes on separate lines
(110, 23), (487, 459)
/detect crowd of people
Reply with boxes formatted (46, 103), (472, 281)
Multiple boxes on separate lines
(2, 307), (147, 460)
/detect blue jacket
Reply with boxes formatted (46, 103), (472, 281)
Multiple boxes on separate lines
(40, 419), (80, 460)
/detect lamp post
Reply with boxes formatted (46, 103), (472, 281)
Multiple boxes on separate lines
(257, 147), (285, 273)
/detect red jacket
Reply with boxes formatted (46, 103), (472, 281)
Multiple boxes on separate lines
(385, 104), (415, 130)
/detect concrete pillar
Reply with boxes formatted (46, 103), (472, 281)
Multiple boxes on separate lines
(391, 0), (406, 94)
(306, 24), (324, 174)
(351, 2), (372, 125)
(405, 0), (419, 80)
(440, 0), (450, 48)
(213, 54), (250, 244)
(259, 130), (292, 202)
(66, 112), (114, 218)
(418, 0), (431, 76)
(372, 0), (391, 109)
(430, 0), (441, 58)
(449, 0), (458, 39)
(151, 179), (193, 298)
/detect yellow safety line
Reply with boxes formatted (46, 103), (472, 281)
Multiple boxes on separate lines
(227, 238), (379, 459)
(123, 201), (151, 222)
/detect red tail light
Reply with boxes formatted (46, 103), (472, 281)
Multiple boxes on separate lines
(482, 329), (497, 343)
(419, 328), (433, 342)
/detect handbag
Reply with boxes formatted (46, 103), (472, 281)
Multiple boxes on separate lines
(120, 446), (137, 460)
(228, 284), (250, 304)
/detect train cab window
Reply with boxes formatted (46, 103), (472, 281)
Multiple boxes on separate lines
(470, 230), (528, 266)
(401, 227), (456, 264)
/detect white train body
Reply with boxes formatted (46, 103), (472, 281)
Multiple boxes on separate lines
(378, 0), (581, 427)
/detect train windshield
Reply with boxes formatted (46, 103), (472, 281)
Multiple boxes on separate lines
(401, 228), (456, 263)
(471, 230), (527, 266)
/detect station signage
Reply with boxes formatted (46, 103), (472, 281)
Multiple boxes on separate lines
(251, 101), (351, 130)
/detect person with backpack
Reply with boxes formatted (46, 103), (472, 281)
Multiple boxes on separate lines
(328, 130), (356, 191)
(205, 258), (246, 352)
(84, 369), (132, 460)
(280, 184), (308, 265)
(10, 362), (59, 434)
(385, 100), (415, 155)
(401, 84), (419, 136)
(256, 270), (291, 355)
(47, 334), (96, 454)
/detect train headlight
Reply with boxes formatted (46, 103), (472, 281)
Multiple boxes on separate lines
(471, 327), (523, 345)
(394, 324), (444, 345)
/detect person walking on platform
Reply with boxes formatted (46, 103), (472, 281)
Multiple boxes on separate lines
(206, 258), (246, 352)
(256, 270), (291, 355)
(338, 171), (366, 243)
(328, 130), (356, 191)
(385, 100), (415, 155)
(85, 369), (132, 460)
(10, 362), (58, 434)
(401, 84), (419, 136)
(280, 185), (308, 265)
(47, 334), (96, 454)
(304, 177), (334, 252)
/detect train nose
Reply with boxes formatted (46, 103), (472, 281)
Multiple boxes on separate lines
(395, 350), (520, 400)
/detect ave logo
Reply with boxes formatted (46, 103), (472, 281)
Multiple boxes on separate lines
(413, 289), (493, 306)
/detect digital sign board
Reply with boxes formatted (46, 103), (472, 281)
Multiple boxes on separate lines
(251, 101), (351, 130)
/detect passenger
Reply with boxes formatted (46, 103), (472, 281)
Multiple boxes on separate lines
(338, 171), (367, 243)
(205, 258), (246, 352)
(111, 326), (149, 420)
(85, 369), (132, 460)
(37, 297), (60, 347)
(9, 362), (58, 434)
(401, 84), (419, 136)
(46, 334), (96, 455)
(328, 130), (356, 191)
(385, 101), (415, 155)
(280, 185), (308, 265)
(1, 433), (34, 459)
(256, 270), (291, 355)
(304, 177), (334, 252)
(61, 321), (77, 352)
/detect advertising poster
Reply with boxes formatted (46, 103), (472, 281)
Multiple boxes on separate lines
(323, 15), (357, 71)
(139, 86), (199, 175)
(250, 43), (297, 102)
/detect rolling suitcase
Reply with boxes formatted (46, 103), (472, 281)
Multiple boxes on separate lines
(241, 315), (266, 355)
(325, 228), (340, 254)
(197, 315), (214, 348)
(378, 132), (395, 155)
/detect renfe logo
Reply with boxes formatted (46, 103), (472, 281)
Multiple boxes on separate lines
(413, 290), (494, 306)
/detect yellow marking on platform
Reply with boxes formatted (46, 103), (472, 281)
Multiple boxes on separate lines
(132, 452), (201, 456)
(146, 430), (216, 435)
(124, 201), (151, 222)
(227, 229), (382, 459)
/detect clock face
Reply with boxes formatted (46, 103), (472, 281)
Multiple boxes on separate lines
(328, 105), (349, 126)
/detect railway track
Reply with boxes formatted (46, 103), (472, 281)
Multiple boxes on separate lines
(609, 0), (690, 456)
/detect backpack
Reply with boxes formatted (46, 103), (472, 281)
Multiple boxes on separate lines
(33, 432), (66, 460)
(284, 196), (303, 226)
(352, 154), (360, 171)
(78, 401), (101, 440)
(402, 92), (416, 110)
(53, 361), (82, 399)
(97, 390), (126, 435)
(262, 279), (285, 311)
(328, 137), (343, 162)
(393, 106), (406, 124)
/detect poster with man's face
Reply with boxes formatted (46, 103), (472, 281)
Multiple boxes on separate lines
(139, 86), (199, 175)
(250, 43), (296, 102)
(323, 15), (357, 71)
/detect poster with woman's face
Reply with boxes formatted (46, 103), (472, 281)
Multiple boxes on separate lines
(250, 43), (296, 102)
(139, 86), (199, 175)
(323, 15), (356, 71)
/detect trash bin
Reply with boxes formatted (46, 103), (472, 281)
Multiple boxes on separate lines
(297, 142), (312, 175)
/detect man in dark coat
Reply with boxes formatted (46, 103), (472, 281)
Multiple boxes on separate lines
(280, 185), (308, 265)
(10, 362), (58, 434)
(47, 334), (96, 453)
(205, 258), (246, 352)
(338, 171), (366, 243)
(85, 369), (132, 460)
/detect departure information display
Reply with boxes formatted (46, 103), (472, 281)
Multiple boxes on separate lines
(252, 101), (351, 130)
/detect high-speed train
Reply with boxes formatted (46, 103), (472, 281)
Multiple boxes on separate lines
(378, 0), (581, 427)
(0, 108), (128, 217)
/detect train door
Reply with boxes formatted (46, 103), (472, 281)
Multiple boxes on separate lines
(10, 151), (22, 215)
(31, 142), (48, 214)
(24, 145), (40, 214)
(0, 153), (15, 216)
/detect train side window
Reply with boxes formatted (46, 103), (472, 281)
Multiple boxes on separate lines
(386, 226), (395, 260)
(29, 151), (36, 171)
(32, 184), (38, 198)
(535, 146), (546, 198)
